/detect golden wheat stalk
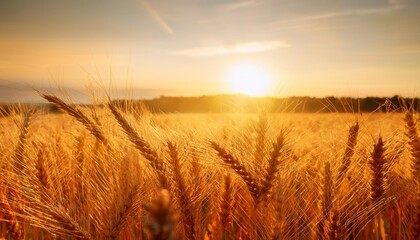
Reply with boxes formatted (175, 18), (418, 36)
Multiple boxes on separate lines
(31, 169), (91, 239)
(211, 142), (260, 202)
(41, 94), (108, 146)
(337, 122), (359, 183)
(254, 112), (268, 174)
(106, 185), (141, 239)
(370, 136), (386, 202)
(7, 109), (33, 237)
(403, 112), (420, 239)
(325, 209), (341, 240)
(44, 205), (91, 240)
(257, 130), (285, 203)
(36, 146), (49, 191)
(0, 188), (24, 240)
(74, 135), (86, 199)
(167, 142), (196, 240)
(220, 174), (233, 232)
(13, 110), (32, 174)
(317, 161), (333, 240)
(108, 100), (168, 188)
(410, 196), (420, 240)
(404, 112), (420, 183)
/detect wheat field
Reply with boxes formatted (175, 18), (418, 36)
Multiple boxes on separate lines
(0, 94), (419, 240)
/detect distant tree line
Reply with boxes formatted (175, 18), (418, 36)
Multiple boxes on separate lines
(1, 95), (419, 116)
(118, 95), (419, 113)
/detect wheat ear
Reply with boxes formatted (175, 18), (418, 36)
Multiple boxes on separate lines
(409, 196), (420, 240)
(167, 142), (196, 240)
(0, 188), (24, 240)
(220, 174), (233, 231)
(370, 136), (386, 202)
(404, 112), (420, 183)
(41, 94), (108, 146)
(254, 112), (268, 173)
(13, 110), (32, 174)
(107, 185), (141, 239)
(325, 209), (341, 240)
(8, 110), (32, 238)
(211, 142), (260, 202)
(403, 112), (420, 239)
(257, 130), (285, 203)
(108, 101), (168, 188)
(317, 161), (333, 240)
(337, 122), (359, 183)
(44, 206), (91, 239)
(36, 146), (49, 191)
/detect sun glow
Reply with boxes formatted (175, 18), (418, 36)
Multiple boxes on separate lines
(227, 63), (272, 96)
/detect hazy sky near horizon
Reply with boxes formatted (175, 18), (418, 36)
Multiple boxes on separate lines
(1, 0), (420, 102)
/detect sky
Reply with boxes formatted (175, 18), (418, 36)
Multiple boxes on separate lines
(1, 0), (420, 102)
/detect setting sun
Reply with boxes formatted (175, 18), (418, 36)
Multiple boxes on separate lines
(227, 63), (272, 96)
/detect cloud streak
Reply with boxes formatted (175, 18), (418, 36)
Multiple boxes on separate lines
(176, 41), (289, 56)
(139, 0), (174, 34)
(287, 4), (404, 22)
(223, 0), (264, 11)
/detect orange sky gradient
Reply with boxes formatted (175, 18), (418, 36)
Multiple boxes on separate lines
(1, 0), (420, 102)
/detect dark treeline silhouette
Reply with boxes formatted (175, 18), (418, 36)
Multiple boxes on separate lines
(117, 95), (419, 113)
(1, 95), (419, 116)
(124, 95), (420, 113)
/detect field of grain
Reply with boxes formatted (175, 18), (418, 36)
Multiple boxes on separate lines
(0, 95), (419, 239)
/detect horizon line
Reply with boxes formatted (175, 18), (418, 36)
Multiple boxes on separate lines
(0, 93), (418, 105)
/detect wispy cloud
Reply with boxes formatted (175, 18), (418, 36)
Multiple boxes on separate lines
(223, 0), (264, 11)
(388, 0), (407, 5)
(287, 4), (404, 22)
(392, 46), (420, 55)
(175, 41), (289, 56)
(139, 0), (174, 34)
(375, 44), (420, 55)
(196, 0), (264, 24)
